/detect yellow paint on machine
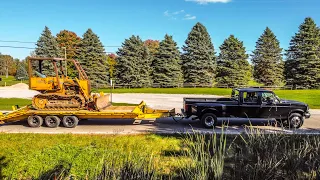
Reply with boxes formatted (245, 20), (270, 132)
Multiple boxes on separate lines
(0, 101), (175, 124)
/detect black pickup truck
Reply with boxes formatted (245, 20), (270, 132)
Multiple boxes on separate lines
(183, 88), (311, 129)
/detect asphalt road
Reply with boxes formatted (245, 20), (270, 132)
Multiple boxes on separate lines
(1, 111), (319, 135)
(0, 94), (319, 135)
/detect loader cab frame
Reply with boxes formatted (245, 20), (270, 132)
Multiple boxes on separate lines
(27, 57), (91, 96)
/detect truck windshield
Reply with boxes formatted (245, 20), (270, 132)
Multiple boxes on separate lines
(231, 89), (239, 100)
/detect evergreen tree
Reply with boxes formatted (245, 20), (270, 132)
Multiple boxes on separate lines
(152, 34), (183, 87)
(15, 61), (28, 80)
(285, 17), (320, 88)
(252, 27), (284, 86)
(35, 26), (61, 76)
(216, 35), (251, 86)
(115, 35), (151, 87)
(182, 22), (216, 86)
(76, 29), (108, 88)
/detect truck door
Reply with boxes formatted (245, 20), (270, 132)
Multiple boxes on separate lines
(258, 92), (279, 119)
(240, 91), (260, 118)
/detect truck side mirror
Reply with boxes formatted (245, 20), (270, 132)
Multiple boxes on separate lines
(268, 99), (275, 105)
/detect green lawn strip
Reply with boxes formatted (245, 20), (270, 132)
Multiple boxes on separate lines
(0, 134), (182, 179)
(0, 98), (31, 110)
(274, 89), (320, 109)
(0, 98), (139, 111)
(0, 76), (28, 86)
(102, 88), (232, 96)
(102, 88), (320, 109)
(1, 88), (319, 110)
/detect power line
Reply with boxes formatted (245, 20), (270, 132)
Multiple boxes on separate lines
(0, 45), (35, 49)
(0, 39), (121, 48)
(0, 40), (36, 44)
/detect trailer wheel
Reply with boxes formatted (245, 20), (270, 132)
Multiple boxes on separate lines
(62, 116), (79, 128)
(27, 115), (43, 128)
(201, 113), (217, 129)
(45, 116), (61, 128)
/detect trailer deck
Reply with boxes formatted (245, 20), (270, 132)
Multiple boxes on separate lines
(0, 101), (175, 128)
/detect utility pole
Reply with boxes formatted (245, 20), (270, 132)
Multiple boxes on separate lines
(5, 58), (8, 78)
(62, 47), (67, 76)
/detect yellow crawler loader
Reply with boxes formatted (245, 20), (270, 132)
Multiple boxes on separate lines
(28, 57), (109, 111)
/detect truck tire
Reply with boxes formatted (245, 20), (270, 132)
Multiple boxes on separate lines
(288, 113), (304, 129)
(201, 113), (217, 129)
(45, 116), (61, 128)
(62, 116), (79, 128)
(27, 115), (43, 128)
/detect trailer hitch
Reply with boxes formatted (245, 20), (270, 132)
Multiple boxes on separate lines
(171, 113), (185, 123)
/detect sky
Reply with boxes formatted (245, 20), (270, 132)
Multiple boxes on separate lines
(0, 0), (320, 60)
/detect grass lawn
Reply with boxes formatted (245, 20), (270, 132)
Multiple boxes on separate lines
(0, 134), (182, 179)
(0, 133), (319, 179)
(101, 88), (320, 109)
(0, 76), (28, 87)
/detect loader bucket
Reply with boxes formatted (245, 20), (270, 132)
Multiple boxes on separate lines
(95, 93), (111, 110)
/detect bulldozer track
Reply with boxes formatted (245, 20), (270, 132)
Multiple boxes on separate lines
(32, 94), (86, 111)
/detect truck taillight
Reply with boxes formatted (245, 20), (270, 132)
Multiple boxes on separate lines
(184, 104), (189, 112)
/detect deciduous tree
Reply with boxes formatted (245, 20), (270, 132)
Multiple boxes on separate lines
(107, 53), (117, 79)
(56, 30), (81, 77)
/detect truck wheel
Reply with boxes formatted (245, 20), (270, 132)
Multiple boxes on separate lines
(288, 113), (304, 129)
(27, 115), (43, 128)
(45, 116), (61, 128)
(62, 116), (79, 128)
(201, 113), (217, 129)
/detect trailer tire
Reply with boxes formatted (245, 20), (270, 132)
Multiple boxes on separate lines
(45, 116), (61, 128)
(201, 113), (217, 129)
(27, 115), (43, 128)
(62, 116), (79, 128)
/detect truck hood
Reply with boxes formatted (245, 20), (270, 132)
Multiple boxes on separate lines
(280, 99), (307, 106)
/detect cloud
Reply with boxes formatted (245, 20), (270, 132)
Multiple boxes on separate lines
(184, 14), (196, 20)
(164, 10), (185, 17)
(164, 10), (196, 20)
(173, 10), (185, 15)
(185, 0), (231, 4)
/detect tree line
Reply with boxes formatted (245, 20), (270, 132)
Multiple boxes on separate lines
(2, 17), (320, 89)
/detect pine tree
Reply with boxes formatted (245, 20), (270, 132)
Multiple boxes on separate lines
(152, 34), (183, 87)
(216, 35), (251, 86)
(285, 17), (320, 88)
(115, 35), (151, 87)
(35, 26), (61, 76)
(76, 29), (109, 88)
(15, 61), (28, 80)
(252, 27), (284, 86)
(182, 22), (216, 86)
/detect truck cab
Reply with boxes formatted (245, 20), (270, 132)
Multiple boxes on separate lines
(183, 88), (311, 129)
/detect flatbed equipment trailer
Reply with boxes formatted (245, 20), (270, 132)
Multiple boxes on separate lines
(0, 101), (175, 128)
